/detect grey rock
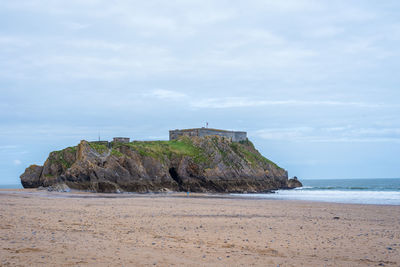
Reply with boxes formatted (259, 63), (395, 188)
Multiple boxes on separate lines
(46, 183), (70, 192)
(20, 165), (43, 188)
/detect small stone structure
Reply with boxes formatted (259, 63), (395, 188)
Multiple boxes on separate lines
(113, 137), (130, 143)
(169, 128), (247, 142)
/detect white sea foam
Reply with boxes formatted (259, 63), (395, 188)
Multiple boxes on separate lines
(294, 186), (313, 190)
(233, 190), (400, 205)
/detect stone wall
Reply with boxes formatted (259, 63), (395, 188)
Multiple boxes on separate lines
(113, 137), (130, 143)
(169, 128), (247, 142)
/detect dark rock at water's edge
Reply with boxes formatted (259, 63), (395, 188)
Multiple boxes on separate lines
(20, 136), (302, 193)
(20, 164), (43, 188)
(287, 176), (303, 189)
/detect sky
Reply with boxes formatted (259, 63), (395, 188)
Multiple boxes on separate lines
(1, 0), (400, 184)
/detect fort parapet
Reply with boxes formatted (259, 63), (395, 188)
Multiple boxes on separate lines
(113, 137), (130, 143)
(169, 128), (247, 142)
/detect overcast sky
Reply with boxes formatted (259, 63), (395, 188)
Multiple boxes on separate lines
(1, 0), (399, 184)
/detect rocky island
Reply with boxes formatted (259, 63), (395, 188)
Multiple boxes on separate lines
(20, 128), (302, 193)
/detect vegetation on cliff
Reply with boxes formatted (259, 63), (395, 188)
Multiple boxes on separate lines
(110, 137), (283, 170)
(47, 146), (77, 169)
(112, 137), (208, 164)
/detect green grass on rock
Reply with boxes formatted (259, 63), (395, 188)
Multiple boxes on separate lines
(112, 137), (208, 164)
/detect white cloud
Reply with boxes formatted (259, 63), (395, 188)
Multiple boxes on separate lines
(6, 41), (176, 80)
(122, 15), (178, 33)
(256, 0), (323, 12)
(0, 0), (393, 82)
(63, 21), (91, 30)
(0, 36), (30, 47)
(256, 126), (400, 143)
(0, 145), (18, 150)
(147, 89), (187, 100)
(256, 127), (314, 141)
(309, 26), (344, 38)
(191, 97), (385, 109)
(65, 39), (126, 51)
(223, 29), (285, 49)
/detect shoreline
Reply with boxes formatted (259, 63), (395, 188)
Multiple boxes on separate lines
(0, 188), (399, 206)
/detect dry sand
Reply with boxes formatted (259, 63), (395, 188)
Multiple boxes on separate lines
(0, 190), (399, 266)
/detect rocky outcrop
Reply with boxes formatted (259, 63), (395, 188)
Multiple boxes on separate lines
(20, 165), (43, 188)
(20, 136), (302, 193)
(287, 177), (303, 189)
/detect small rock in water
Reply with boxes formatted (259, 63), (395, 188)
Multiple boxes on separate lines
(333, 217), (340, 220)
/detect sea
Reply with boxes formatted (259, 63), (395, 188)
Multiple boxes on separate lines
(233, 178), (400, 205)
(0, 183), (23, 189)
(1, 178), (400, 205)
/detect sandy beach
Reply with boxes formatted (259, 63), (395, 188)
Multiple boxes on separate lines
(0, 190), (399, 266)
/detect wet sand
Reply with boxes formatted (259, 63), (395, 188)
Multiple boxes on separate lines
(0, 190), (399, 266)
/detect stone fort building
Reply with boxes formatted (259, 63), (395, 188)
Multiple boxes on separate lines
(169, 128), (247, 142)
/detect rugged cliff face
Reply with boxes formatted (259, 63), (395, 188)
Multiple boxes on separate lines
(20, 136), (302, 193)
